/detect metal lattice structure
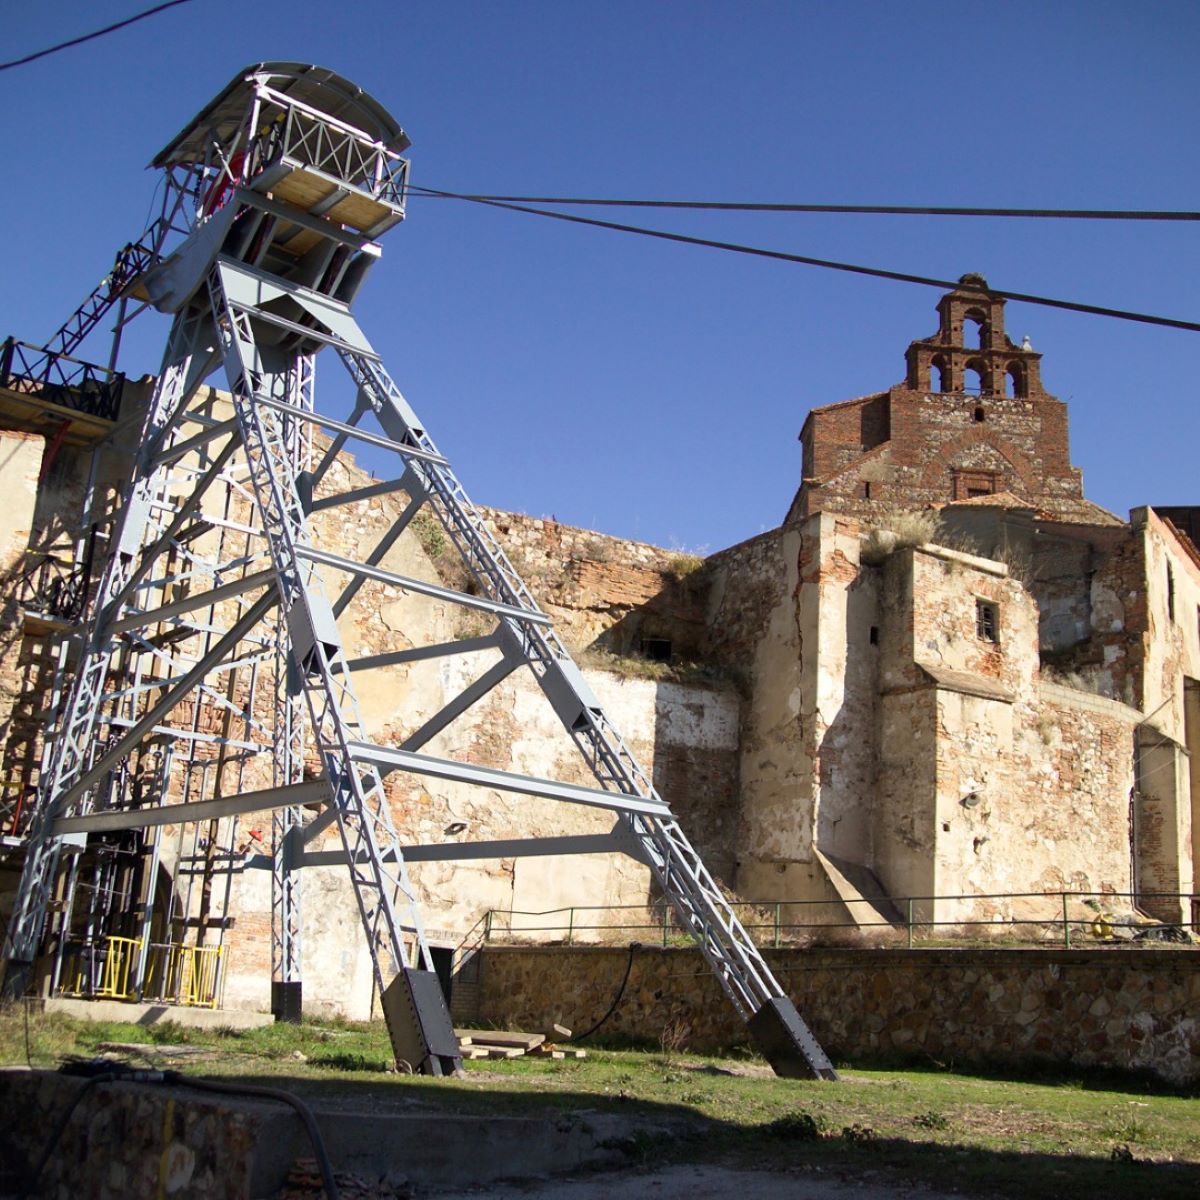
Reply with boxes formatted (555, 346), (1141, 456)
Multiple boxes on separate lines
(0, 63), (836, 1079)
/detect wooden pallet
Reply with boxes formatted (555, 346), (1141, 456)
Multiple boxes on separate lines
(454, 1027), (586, 1061)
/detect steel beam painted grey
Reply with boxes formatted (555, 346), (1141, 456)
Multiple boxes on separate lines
(252, 395), (447, 466)
(54, 780), (331, 835)
(345, 633), (501, 673)
(297, 545), (552, 624)
(399, 655), (518, 752)
(109, 568), (275, 634)
(347, 741), (672, 818)
(300, 831), (631, 867)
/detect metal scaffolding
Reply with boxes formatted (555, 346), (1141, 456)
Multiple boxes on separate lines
(0, 62), (835, 1079)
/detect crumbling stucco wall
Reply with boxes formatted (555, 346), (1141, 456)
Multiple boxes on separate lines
(0, 431), (46, 829)
(1127, 509), (1200, 919)
(870, 540), (1142, 924)
(137, 408), (746, 1018)
(717, 519), (828, 908)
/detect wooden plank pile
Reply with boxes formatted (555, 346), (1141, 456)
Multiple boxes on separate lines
(455, 1024), (586, 1062)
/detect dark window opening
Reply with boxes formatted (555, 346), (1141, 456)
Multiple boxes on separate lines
(869, 626), (879, 645)
(953, 469), (999, 501)
(429, 945), (454, 1006)
(641, 637), (673, 662)
(1167, 564), (1176, 622)
(863, 481), (872, 499)
(973, 406), (986, 423)
(976, 599), (999, 643)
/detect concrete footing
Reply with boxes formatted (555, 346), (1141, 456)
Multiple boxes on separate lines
(40, 997), (274, 1030)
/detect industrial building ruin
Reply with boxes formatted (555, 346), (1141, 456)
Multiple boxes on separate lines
(0, 66), (1196, 1058)
(0, 62), (834, 1080)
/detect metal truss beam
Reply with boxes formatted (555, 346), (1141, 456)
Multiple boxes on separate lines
(397, 656), (519, 752)
(347, 742), (673, 818)
(345, 632), (501, 673)
(54, 780), (330, 835)
(301, 830), (640, 867)
(298, 545), (552, 624)
(109, 568), (275, 633)
(61, 589), (278, 809)
(253, 396), (448, 467)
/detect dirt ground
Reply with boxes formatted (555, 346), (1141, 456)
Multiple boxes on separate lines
(430, 1162), (960, 1199)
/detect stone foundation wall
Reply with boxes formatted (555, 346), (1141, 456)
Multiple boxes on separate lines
(0, 1068), (265, 1199)
(472, 943), (1200, 1085)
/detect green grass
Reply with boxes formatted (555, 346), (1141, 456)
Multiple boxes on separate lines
(3, 1005), (1197, 1199)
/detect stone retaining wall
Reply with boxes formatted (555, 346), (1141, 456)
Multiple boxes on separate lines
(472, 944), (1200, 1085)
(0, 1068), (266, 1199)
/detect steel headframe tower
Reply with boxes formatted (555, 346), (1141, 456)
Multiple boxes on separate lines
(1, 63), (836, 1080)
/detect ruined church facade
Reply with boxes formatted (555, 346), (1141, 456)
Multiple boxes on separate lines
(0, 276), (1195, 1018)
(711, 275), (1197, 931)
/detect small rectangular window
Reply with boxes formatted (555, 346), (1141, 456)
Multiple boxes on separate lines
(975, 599), (999, 643)
(640, 637), (672, 663)
(1167, 564), (1176, 622)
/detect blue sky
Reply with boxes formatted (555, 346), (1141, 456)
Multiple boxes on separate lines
(2, 1), (1196, 552)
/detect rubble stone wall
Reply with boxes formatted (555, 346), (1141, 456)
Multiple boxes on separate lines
(474, 943), (1200, 1085)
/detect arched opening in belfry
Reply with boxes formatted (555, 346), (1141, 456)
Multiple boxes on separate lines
(930, 356), (949, 392)
(1007, 362), (1026, 398)
(964, 360), (986, 395)
(963, 309), (987, 350)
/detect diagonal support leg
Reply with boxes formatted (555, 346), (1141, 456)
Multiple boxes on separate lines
(209, 266), (460, 1074)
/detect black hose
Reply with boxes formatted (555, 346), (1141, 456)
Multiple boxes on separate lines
(574, 941), (640, 1043)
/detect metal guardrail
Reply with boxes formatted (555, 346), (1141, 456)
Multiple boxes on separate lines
(17, 530), (100, 624)
(467, 890), (1200, 952)
(58, 937), (226, 1007)
(0, 338), (124, 422)
(255, 96), (409, 210)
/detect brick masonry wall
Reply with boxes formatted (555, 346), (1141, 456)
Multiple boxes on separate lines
(473, 943), (1200, 1085)
(478, 506), (708, 659)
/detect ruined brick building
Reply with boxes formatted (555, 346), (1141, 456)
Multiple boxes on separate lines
(0, 274), (1195, 1018)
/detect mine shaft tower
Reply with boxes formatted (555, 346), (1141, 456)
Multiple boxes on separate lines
(0, 63), (835, 1079)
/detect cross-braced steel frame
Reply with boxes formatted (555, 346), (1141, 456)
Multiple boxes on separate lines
(1, 62), (835, 1079)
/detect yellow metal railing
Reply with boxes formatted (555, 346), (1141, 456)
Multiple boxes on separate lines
(144, 942), (225, 1008)
(64, 935), (142, 1000)
(60, 938), (226, 1008)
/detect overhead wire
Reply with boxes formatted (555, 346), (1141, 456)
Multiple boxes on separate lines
(410, 186), (1200, 334)
(0, 1), (195, 73)
(411, 192), (1200, 222)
